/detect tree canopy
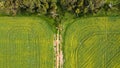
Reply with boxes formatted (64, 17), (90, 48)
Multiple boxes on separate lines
(0, 0), (119, 17)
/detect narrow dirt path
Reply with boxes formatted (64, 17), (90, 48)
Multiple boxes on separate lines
(54, 26), (63, 68)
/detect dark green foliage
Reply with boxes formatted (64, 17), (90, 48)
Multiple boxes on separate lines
(3, 0), (58, 16)
(1, 0), (120, 17)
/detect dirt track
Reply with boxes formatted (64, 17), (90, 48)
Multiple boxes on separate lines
(54, 28), (63, 68)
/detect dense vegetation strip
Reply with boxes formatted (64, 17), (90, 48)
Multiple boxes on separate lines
(0, 0), (119, 18)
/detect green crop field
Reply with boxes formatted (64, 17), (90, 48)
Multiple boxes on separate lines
(63, 17), (120, 68)
(0, 17), (54, 68)
(0, 16), (120, 68)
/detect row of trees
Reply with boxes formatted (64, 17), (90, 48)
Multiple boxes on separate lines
(0, 0), (120, 17)
(3, 0), (57, 16)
